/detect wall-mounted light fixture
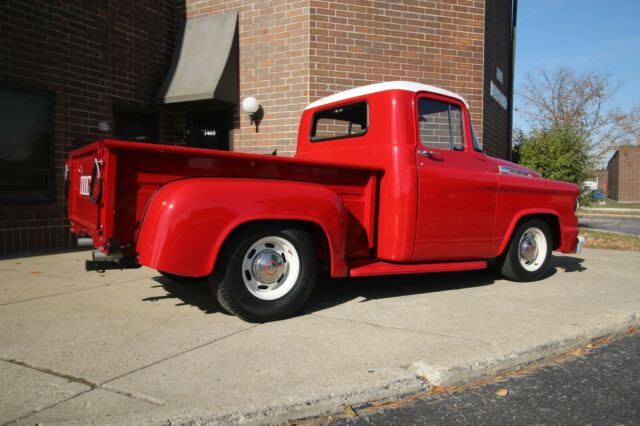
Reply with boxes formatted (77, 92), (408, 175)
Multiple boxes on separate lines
(97, 121), (110, 132)
(242, 96), (263, 132)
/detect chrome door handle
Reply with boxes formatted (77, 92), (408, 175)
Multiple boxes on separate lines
(417, 149), (439, 158)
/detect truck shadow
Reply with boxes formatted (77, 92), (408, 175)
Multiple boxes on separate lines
(144, 277), (219, 314)
(549, 254), (587, 273)
(142, 255), (586, 316)
(300, 255), (586, 316)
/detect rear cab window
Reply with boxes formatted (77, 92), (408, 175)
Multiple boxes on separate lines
(417, 98), (464, 151)
(310, 101), (368, 142)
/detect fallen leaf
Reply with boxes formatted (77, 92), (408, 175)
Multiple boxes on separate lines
(627, 325), (635, 335)
(495, 388), (509, 397)
(30, 271), (44, 275)
(343, 404), (358, 417)
(429, 385), (448, 395)
(570, 347), (586, 357)
(586, 344), (594, 349)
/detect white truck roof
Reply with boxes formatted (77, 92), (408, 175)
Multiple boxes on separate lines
(304, 81), (469, 110)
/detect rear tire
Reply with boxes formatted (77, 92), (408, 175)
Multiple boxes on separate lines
(499, 219), (552, 282)
(210, 223), (318, 322)
(158, 271), (207, 284)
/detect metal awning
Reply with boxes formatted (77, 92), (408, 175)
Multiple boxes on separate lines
(156, 11), (238, 104)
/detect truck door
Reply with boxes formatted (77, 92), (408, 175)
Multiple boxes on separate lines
(412, 94), (498, 261)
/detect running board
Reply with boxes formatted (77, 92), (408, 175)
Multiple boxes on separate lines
(348, 260), (488, 277)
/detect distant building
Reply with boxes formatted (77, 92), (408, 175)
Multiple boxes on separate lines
(607, 146), (640, 202)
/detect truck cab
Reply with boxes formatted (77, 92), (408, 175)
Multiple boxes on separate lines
(296, 81), (580, 264)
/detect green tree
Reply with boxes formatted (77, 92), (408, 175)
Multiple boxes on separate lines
(514, 126), (594, 194)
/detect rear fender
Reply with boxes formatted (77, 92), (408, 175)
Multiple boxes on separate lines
(136, 178), (348, 278)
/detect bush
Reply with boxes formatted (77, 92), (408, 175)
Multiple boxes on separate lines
(514, 126), (594, 201)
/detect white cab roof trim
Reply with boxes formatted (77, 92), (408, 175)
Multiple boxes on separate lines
(304, 81), (469, 110)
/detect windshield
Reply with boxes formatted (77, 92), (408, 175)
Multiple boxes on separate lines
(471, 123), (482, 151)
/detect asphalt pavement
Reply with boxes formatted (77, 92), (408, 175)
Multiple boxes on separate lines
(579, 215), (640, 235)
(332, 333), (640, 425)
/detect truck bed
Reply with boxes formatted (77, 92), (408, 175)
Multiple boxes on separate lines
(68, 140), (379, 259)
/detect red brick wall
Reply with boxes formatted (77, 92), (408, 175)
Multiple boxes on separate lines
(185, 0), (310, 156)
(308, 0), (486, 144)
(1, 0), (515, 256)
(0, 0), (179, 256)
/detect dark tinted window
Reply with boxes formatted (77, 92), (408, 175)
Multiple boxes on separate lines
(417, 98), (464, 151)
(114, 110), (157, 143)
(310, 101), (368, 141)
(0, 87), (53, 203)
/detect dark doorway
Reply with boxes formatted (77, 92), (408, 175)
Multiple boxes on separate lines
(188, 108), (233, 150)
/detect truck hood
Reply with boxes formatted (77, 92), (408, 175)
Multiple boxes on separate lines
(487, 156), (580, 195)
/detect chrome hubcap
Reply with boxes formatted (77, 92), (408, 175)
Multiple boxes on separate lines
(241, 236), (300, 301)
(252, 250), (286, 284)
(519, 234), (538, 262)
(517, 227), (547, 272)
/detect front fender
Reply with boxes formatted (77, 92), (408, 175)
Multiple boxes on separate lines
(136, 178), (348, 278)
(495, 208), (561, 256)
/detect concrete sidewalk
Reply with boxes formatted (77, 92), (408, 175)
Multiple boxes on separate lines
(0, 248), (638, 425)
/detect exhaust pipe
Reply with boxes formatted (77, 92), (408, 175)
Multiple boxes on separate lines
(77, 237), (93, 248)
(91, 250), (122, 262)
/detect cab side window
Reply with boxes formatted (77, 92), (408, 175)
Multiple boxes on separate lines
(418, 98), (464, 151)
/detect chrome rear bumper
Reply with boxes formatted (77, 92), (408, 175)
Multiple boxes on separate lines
(575, 235), (586, 254)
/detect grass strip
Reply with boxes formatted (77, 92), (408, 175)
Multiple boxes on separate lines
(580, 228), (640, 251)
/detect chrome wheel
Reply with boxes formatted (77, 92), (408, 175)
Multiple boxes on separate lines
(241, 236), (300, 301)
(518, 227), (547, 272)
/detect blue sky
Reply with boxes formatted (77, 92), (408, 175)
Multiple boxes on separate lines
(513, 0), (640, 131)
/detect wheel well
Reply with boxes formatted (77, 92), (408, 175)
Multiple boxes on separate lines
(512, 214), (561, 251)
(211, 220), (330, 279)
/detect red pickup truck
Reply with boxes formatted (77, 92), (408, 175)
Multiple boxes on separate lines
(68, 81), (584, 322)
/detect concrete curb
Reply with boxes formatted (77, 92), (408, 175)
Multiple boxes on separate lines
(579, 213), (640, 219)
(408, 313), (639, 387)
(581, 207), (640, 213)
(172, 368), (425, 425)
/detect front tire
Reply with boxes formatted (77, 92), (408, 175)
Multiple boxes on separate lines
(499, 219), (552, 282)
(211, 223), (318, 322)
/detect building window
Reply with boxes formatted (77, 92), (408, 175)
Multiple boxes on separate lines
(0, 87), (54, 204)
(113, 110), (158, 143)
(417, 98), (464, 151)
(310, 101), (368, 142)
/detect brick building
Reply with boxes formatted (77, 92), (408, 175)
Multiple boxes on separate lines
(607, 146), (640, 202)
(0, 0), (516, 256)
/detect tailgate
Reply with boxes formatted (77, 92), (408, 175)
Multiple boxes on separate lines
(67, 142), (111, 250)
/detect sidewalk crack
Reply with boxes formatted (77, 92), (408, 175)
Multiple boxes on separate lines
(101, 324), (260, 386)
(0, 357), (98, 388)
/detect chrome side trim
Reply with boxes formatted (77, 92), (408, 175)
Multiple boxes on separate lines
(499, 165), (531, 177)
